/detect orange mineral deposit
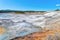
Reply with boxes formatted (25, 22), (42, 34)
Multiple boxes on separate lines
(0, 27), (6, 35)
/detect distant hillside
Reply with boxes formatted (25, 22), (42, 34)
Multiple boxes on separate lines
(0, 10), (46, 13)
(55, 9), (60, 11)
(0, 9), (60, 13)
(0, 9), (60, 14)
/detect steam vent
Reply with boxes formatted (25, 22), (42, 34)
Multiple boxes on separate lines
(0, 11), (60, 40)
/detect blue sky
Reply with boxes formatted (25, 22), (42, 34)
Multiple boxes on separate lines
(0, 0), (60, 11)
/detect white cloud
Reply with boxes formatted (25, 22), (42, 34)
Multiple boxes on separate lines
(56, 4), (60, 6)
